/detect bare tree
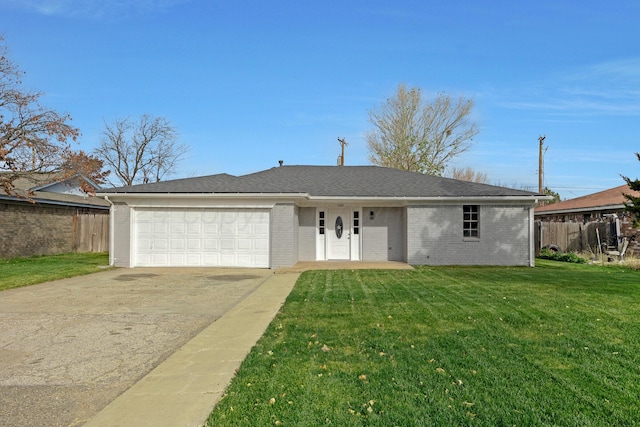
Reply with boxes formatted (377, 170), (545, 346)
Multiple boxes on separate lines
(94, 114), (188, 186)
(449, 166), (488, 183)
(0, 36), (79, 196)
(367, 83), (479, 176)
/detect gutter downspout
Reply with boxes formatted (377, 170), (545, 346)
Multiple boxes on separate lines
(104, 196), (115, 266)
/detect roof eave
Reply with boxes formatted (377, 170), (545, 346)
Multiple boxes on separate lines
(309, 195), (546, 202)
(535, 204), (626, 216)
(0, 194), (109, 209)
(97, 192), (311, 199)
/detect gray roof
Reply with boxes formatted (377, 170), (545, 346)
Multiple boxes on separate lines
(101, 166), (539, 198)
(0, 172), (109, 209)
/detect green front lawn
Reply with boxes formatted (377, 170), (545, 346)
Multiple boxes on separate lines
(207, 260), (640, 426)
(0, 252), (110, 291)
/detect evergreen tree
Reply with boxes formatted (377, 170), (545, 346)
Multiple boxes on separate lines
(622, 152), (640, 226)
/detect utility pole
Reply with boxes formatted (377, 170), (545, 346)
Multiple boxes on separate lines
(337, 137), (348, 166)
(538, 135), (546, 194)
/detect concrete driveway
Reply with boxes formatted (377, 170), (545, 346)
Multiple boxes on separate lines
(0, 268), (273, 427)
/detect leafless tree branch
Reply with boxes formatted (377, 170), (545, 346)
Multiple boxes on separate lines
(95, 114), (187, 186)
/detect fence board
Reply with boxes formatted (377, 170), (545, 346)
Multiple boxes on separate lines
(536, 220), (613, 254)
(72, 214), (109, 253)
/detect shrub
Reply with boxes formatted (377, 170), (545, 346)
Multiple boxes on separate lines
(538, 248), (586, 263)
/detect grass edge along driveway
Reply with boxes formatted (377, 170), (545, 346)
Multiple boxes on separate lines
(207, 261), (640, 426)
(0, 252), (110, 291)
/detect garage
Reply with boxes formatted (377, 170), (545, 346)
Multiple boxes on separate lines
(133, 208), (270, 267)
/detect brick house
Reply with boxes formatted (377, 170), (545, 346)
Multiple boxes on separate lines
(0, 174), (109, 259)
(535, 184), (640, 254)
(99, 165), (546, 268)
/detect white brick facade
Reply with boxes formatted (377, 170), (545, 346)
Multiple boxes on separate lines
(406, 204), (532, 266)
(270, 203), (299, 268)
(361, 207), (405, 261)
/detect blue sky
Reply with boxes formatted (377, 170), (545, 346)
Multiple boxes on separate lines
(1, 0), (638, 198)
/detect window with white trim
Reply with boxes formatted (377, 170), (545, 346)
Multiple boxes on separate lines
(463, 205), (479, 238)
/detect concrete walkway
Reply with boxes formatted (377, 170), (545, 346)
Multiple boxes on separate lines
(83, 261), (412, 427)
(84, 272), (300, 427)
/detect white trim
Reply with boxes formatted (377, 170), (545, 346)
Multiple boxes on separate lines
(98, 192), (309, 199)
(99, 192), (547, 206)
(307, 195), (547, 203)
(129, 205), (135, 268)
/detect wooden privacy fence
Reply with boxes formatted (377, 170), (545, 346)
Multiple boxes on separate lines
(72, 214), (109, 253)
(535, 221), (613, 254)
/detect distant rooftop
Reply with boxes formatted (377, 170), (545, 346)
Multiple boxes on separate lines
(535, 184), (639, 214)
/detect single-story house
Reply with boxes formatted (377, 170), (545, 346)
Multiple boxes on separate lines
(98, 165), (547, 269)
(0, 173), (110, 258)
(535, 184), (640, 253)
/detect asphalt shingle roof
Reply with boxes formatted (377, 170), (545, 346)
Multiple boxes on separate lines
(535, 184), (639, 213)
(0, 172), (109, 208)
(101, 165), (539, 198)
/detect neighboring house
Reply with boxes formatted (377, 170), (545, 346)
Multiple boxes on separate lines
(535, 184), (640, 253)
(0, 173), (110, 259)
(99, 165), (545, 269)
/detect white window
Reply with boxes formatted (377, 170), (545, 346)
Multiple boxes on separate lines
(463, 205), (479, 238)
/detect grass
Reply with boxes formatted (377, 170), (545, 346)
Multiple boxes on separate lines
(0, 252), (110, 291)
(207, 260), (640, 426)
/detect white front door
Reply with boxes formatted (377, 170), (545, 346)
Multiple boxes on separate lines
(327, 209), (350, 260)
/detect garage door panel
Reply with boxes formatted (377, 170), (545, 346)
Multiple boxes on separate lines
(237, 238), (252, 250)
(155, 239), (169, 250)
(170, 223), (185, 234)
(221, 223), (235, 235)
(236, 254), (253, 265)
(170, 239), (185, 250)
(169, 253), (185, 265)
(203, 253), (219, 265)
(203, 239), (218, 249)
(151, 253), (168, 265)
(220, 253), (235, 265)
(154, 223), (168, 233)
(186, 254), (201, 264)
(187, 223), (201, 234)
(221, 238), (235, 250)
(255, 238), (269, 250)
(135, 208), (270, 267)
(187, 239), (201, 250)
(255, 224), (269, 234)
(137, 238), (151, 250)
(255, 254), (269, 266)
(203, 223), (218, 234)
(186, 211), (201, 222)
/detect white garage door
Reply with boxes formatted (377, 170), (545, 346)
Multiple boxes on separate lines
(134, 208), (270, 267)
